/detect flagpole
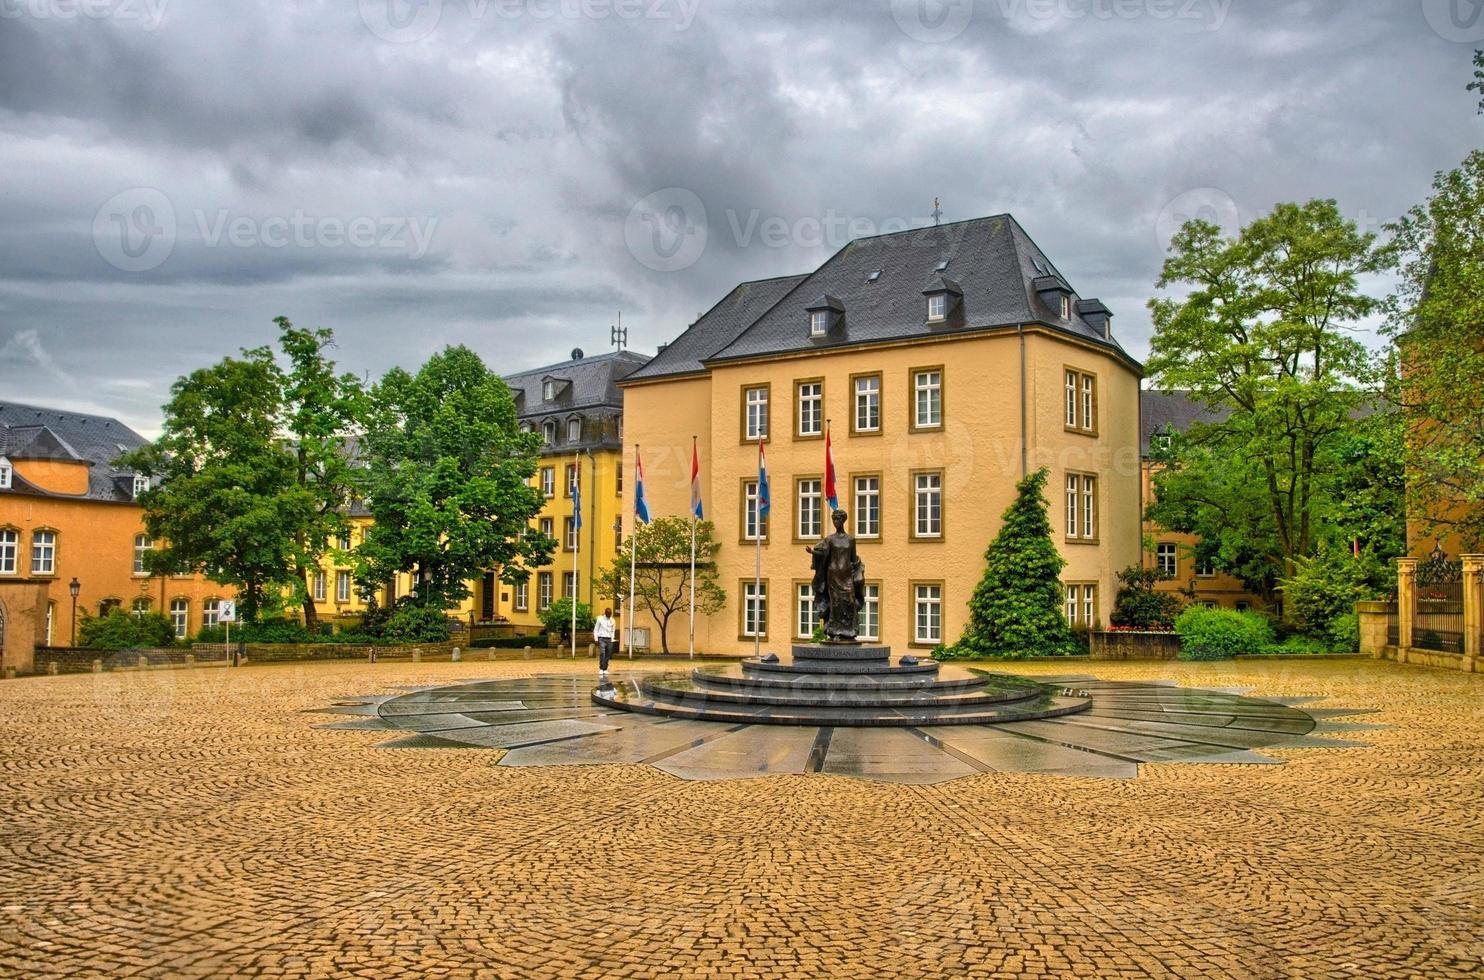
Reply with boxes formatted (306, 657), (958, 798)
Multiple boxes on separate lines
(628, 444), (639, 661)
(689, 435), (697, 661)
(754, 437), (763, 661)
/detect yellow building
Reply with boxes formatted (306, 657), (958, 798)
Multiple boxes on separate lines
(0, 401), (231, 656)
(620, 215), (1144, 656)
(1140, 391), (1266, 613)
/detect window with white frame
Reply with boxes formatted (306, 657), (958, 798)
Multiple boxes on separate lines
(337, 530), (352, 551)
(543, 380), (557, 401)
(1156, 543), (1178, 578)
(131, 597), (151, 618)
(809, 310), (829, 337)
(1065, 369), (1096, 432)
(857, 582), (880, 641)
(0, 456), (11, 489)
(542, 420), (557, 445)
(539, 517), (554, 541)
(203, 598), (221, 628)
(313, 571), (327, 602)
(540, 467), (555, 497)
(927, 293), (947, 321)
(31, 530), (56, 575)
(565, 463), (578, 497)
(567, 418), (582, 443)
(854, 476), (880, 538)
(743, 480), (767, 541)
(914, 472), (942, 538)
(1060, 295), (1071, 319)
(913, 369), (942, 429)
(131, 534), (152, 575)
(743, 581), (768, 638)
(854, 375), (881, 433)
(745, 386), (769, 440)
(538, 572), (554, 611)
(796, 583), (816, 639)
(563, 571), (577, 599)
(914, 584), (942, 644)
(132, 473), (149, 498)
(565, 517), (578, 551)
(1065, 473), (1097, 540)
(170, 598), (189, 638)
(0, 528), (16, 575)
(514, 579), (529, 611)
(336, 571), (351, 603)
(797, 478), (823, 539)
(1195, 555), (1215, 577)
(797, 381), (822, 437)
(45, 602), (54, 646)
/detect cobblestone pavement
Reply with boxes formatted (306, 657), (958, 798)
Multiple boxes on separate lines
(1, 657), (1479, 978)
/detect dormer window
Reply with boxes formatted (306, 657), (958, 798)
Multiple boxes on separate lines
(804, 294), (844, 338)
(927, 294), (947, 321)
(542, 420), (557, 445)
(0, 456), (10, 490)
(809, 310), (829, 337)
(921, 275), (962, 324)
(132, 473), (149, 498)
(567, 418), (582, 442)
(1060, 295), (1071, 319)
(542, 380), (558, 401)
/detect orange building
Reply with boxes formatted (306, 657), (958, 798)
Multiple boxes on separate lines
(0, 401), (232, 654)
(1140, 391), (1265, 612)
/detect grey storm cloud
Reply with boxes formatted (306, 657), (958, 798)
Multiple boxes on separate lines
(0, 0), (1478, 433)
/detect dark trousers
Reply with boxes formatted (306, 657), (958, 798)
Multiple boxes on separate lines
(598, 638), (614, 671)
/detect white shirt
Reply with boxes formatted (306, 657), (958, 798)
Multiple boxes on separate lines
(594, 615), (616, 640)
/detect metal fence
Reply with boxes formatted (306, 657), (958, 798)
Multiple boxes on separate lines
(1414, 555), (1464, 653)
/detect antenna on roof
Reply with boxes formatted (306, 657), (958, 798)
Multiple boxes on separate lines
(931, 197), (943, 226)
(610, 312), (628, 353)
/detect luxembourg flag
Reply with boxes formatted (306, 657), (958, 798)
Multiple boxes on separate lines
(690, 442), (704, 520)
(757, 439), (771, 519)
(633, 447), (651, 525)
(824, 424), (839, 511)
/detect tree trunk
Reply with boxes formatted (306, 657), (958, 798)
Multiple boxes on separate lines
(299, 564), (320, 633)
(658, 609), (672, 654)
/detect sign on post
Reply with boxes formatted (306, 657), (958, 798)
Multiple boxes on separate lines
(218, 600), (237, 623)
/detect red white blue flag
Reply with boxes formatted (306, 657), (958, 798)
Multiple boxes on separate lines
(633, 447), (651, 525)
(690, 443), (704, 519)
(757, 439), (771, 519)
(824, 424), (838, 511)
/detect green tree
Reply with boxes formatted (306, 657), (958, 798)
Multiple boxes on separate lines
(1108, 565), (1186, 630)
(355, 346), (552, 610)
(949, 468), (1076, 659)
(597, 517), (725, 654)
(1147, 200), (1381, 597)
(275, 317), (371, 632)
(121, 351), (315, 624)
(1379, 149), (1484, 551)
(539, 596), (596, 637)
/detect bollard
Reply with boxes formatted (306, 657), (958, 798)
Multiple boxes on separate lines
(588, 643), (596, 659)
(412, 649), (422, 664)
(522, 645), (531, 660)
(92, 659), (103, 674)
(369, 647), (378, 664)
(48, 662), (59, 676)
(4, 667), (14, 680)
(452, 647), (461, 663)
(488, 648), (497, 662)
(137, 655), (149, 670)
(185, 654), (195, 668)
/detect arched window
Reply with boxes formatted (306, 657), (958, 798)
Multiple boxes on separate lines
(133, 534), (154, 575)
(98, 597), (122, 616)
(131, 597), (152, 618)
(170, 598), (189, 638)
(542, 420), (557, 445)
(31, 530), (56, 575)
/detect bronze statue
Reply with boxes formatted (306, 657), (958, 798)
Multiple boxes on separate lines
(805, 509), (866, 642)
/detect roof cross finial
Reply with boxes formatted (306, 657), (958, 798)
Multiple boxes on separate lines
(931, 197), (942, 226)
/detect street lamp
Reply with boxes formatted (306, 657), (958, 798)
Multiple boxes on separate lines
(68, 577), (80, 646)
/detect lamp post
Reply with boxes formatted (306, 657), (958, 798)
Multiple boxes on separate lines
(68, 577), (80, 646)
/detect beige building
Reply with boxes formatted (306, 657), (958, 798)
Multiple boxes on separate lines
(620, 215), (1144, 656)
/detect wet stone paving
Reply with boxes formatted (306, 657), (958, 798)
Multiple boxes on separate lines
(318, 668), (1381, 783)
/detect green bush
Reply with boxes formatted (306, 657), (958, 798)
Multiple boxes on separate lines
(471, 635), (547, 649)
(378, 605), (451, 643)
(195, 618), (313, 645)
(1108, 565), (1185, 630)
(539, 597), (595, 636)
(79, 610), (178, 650)
(1280, 548), (1389, 640)
(1174, 606), (1275, 661)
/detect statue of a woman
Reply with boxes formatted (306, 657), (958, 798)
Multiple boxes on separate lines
(805, 509), (866, 642)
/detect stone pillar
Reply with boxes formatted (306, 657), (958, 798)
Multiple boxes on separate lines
(1462, 555), (1483, 668)
(1396, 557), (1418, 653)
(1356, 600), (1392, 658)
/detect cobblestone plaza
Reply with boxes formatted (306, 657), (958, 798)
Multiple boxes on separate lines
(1, 658), (1479, 978)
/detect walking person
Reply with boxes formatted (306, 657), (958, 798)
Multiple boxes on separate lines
(594, 607), (617, 680)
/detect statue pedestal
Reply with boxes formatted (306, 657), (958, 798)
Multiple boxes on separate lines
(791, 643), (893, 663)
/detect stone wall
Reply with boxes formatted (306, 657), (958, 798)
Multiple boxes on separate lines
(1088, 631), (1181, 661)
(34, 647), (229, 675)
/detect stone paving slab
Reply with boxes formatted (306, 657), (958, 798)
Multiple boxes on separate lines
(0, 657), (1479, 978)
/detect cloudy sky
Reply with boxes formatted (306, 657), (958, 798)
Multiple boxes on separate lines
(0, 0), (1478, 433)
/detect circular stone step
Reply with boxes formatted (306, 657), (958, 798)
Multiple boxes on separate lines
(643, 676), (1046, 710)
(744, 658), (940, 677)
(698, 666), (986, 694)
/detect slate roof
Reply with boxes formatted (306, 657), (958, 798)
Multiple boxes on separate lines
(503, 350), (650, 415)
(622, 274), (810, 382)
(1140, 390), (1231, 455)
(701, 215), (1135, 367)
(0, 401), (149, 502)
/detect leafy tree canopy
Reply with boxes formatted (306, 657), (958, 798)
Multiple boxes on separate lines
(598, 517), (725, 655)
